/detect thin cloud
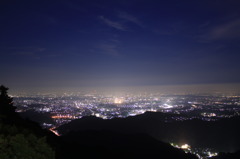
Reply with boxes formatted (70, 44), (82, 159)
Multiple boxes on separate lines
(118, 11), (144, 27)
(208, 19), (240, 40)
(99, 16), (126, 31)
(12, 47), (46, 55)
(0, 47), (47, 59)
(97, 43), (120, 57)
(153, 28), (176, 36)
(199, 21), (210, 29)
(196, 19), (240, 43)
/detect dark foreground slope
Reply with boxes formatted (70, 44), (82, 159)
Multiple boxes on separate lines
(0, 115), (197, 159)
(57, 130), (197, 159)
(0, 113), (57, 159)
(57, 112), (240, 152)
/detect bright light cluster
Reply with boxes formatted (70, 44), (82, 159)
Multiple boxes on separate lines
(181, 144), (190, 150)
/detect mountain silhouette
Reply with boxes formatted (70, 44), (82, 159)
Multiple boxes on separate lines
(56, 129), (197, 159)
(57, 111), (240, 152)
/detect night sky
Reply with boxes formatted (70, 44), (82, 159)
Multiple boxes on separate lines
(1, 0), (240, 91)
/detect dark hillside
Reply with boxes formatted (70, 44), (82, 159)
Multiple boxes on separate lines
(57, 112), (240, 152)
(57, 130), (197, 159)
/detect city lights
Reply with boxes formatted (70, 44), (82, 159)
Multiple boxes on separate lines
(13, 93), (240, 159)
(114, 98), (123, 104)
(181, 144), (190, 150)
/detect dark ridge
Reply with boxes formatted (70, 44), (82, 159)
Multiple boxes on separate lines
(57, 111), (240, 152)
(57, 130), (197, 159)
(19, 110), (54, 125)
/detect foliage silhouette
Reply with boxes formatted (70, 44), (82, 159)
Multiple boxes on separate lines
(0, 127), (55, 159)
(0, 85), (55, 159)
(0, 85), (16, 117)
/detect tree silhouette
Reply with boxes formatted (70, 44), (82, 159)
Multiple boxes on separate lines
(0, 123), (55, 159)
(0, 85), (16, 116)
(0, 85), (55, 159)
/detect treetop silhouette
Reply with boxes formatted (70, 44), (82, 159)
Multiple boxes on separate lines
(0, 85), (16, 116)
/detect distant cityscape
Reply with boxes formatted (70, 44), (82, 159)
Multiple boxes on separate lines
(13, 93), (240, 127)
(11, 91), (240, 159)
